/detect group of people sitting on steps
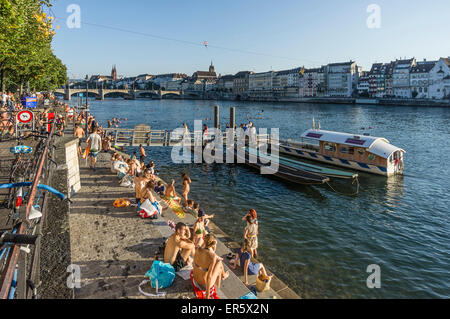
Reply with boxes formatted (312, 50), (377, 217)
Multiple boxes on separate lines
(108, 143), (271, 298)
(163, 209), (272, 298)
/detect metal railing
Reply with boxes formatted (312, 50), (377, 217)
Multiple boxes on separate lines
(0, 125), (56, 299)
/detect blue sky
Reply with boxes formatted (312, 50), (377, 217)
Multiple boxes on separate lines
(49, 0), (450, 78)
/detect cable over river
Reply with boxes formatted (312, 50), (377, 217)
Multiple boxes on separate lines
(83, 97), (449, 298)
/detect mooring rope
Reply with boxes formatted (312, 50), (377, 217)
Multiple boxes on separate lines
(325, 176), (360, 196)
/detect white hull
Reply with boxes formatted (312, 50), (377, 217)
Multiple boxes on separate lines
(277, 145), (401, 177)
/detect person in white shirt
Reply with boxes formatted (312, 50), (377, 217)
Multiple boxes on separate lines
(86, 127), (102, 170)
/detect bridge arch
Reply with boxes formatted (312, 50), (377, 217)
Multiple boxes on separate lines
(161, 93), (181, 99)
(70, 91), (99, 98)
(186, 92), (201, 98)
(136, 91), (159, 98)
(103, 91), (129, 98)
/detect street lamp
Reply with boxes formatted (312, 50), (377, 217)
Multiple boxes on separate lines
(85, 74), (89, 107)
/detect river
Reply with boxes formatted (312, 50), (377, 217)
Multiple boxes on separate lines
(78, 97), (449, 298)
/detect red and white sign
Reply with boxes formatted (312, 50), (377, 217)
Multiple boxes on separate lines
(47, 112), (55, 132)
(17, 110), (33, 123)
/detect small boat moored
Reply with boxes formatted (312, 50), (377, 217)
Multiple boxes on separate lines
(276, 129), (405, 177)
(235, 147), (330, 185)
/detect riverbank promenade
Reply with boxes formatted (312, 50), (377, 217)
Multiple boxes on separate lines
(69, 149), (299, 299)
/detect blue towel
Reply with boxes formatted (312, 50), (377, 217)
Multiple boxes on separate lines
(239, 291), (258, 299)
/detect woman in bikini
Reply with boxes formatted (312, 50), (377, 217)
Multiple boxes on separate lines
(193, 210), (208, 248)
(193, 234), (229, 299)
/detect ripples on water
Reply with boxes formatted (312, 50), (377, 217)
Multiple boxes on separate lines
(85, 98), (450, 298)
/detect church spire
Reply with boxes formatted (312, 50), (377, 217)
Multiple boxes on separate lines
(111, 65), (117, 80)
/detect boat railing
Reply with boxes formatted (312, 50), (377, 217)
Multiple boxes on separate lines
(279, 138), (320, 152)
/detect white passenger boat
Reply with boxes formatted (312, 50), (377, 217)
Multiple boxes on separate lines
(277, 129), (405, 177)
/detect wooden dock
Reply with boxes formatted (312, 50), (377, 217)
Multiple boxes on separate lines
(103, 124), (270, 148)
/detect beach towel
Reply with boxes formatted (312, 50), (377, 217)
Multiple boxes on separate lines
(239, 291), (258, 299)
(162, 195), (185, 218)
(190, 270), (219, 299)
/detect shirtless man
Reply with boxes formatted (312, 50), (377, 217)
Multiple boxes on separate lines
(74, 123), (85, 156)
(164, 222), (195, 272)
(164, 180), (181, 203)
(139, 144), (146, 161)
(181, 173), (191, 205)
(134, 169), (152, 205)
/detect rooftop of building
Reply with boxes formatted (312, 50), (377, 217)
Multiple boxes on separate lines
(411, 61), (437, 73)
(234, 71), (254, 78)
(328, 61), (355, 67)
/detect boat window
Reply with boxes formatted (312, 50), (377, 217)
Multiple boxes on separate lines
(368, 154), (375, 161)
(324, 142), (336, 152)
(339, 146), (349, 154)
(357, 148), (365, 155)
(348, 147), (355, 155)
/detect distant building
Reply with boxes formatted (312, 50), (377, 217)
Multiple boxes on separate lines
(393, 58), (416, 98)
(272, 69), (290, 90)
(192, 62), (217, 82)
(444, 75), (450, 99)
(368, 63), (385, 97)
(384, 62), (396, 97)
(288, 67), (304, 87)
(216, 74), (235, 91)
(357, 72), (370, 96)
(152, 73), (187, 86)
(409, 60), (436, 98)
(248, 71), (275, 97)
(273, 67), (304, 91)
(233, 71), (253, 94)
(111, 65), (117, 81)
(299, 67), (323, 97)
(326, 61), (359, 97)
(89, 75), (113, 86)
(428, 57), (450, 99)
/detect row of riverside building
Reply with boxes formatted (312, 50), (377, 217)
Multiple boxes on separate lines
(73, 57), (450, 100)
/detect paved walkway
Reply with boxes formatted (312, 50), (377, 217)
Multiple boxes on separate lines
(69, 149), (299, 299)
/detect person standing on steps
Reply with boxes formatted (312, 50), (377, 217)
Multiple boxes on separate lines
(139, 144), (146, 162)
(87, 127), (102, 170)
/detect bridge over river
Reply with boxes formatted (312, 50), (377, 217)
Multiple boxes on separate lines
(54, 87), (202, 100)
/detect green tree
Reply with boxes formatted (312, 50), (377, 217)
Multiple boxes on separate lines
(0, 0), (67, 93)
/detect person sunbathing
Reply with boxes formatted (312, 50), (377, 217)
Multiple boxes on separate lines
(134, 169), (153, 205)
(141, 180), (157, 203)
(164, 180), (181, 203)
(193, 234), (229, 299)
(164, 222), (195, 272)
(230, 239), (272, 286)
(110, 153), (117, 173)
(193, 210), (209, 248)
(102, 136), (112, 152)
